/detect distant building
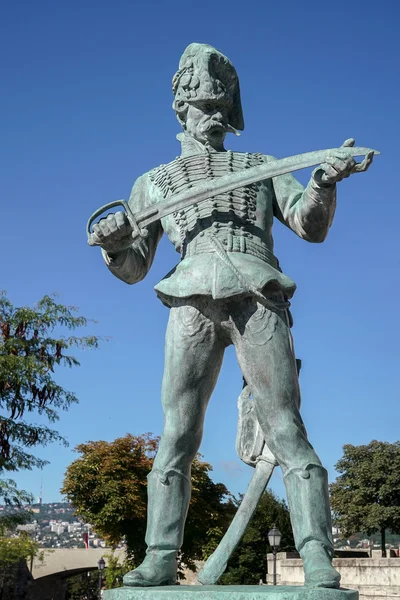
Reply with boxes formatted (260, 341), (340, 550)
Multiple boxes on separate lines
(50, 521), (68, 535)
(17, 523), (37, 533)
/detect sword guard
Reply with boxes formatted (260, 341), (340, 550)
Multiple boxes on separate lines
(86, 199), (148, 243)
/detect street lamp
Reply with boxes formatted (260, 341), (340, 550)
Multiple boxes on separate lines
(98, 557), (106, 599)
(268, 525), (282, 585)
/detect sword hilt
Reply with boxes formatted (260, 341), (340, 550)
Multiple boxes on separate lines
(86, 199), (149, 245)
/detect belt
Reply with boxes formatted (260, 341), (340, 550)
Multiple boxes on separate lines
(182, 232), (278, 268)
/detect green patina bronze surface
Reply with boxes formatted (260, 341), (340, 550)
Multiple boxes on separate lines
(103, 586), (358, 600)
(87, 42), (376, 592)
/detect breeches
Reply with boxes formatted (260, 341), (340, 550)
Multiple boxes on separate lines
(153, 294), (321, 477)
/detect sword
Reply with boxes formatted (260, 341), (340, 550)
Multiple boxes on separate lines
(86, 143), (379, 242)
(198, 445), (277, 585)
(198, 359), (302, 585)
(197, 384), (277, 586)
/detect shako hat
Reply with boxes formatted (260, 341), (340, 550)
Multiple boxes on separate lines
(172, 43), (244, 131)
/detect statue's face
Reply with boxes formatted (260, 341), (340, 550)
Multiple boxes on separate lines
(184, 100), (230, 148)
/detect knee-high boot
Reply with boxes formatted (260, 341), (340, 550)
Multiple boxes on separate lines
(123, 468), (191, 587)
(283, 463), (341, 588)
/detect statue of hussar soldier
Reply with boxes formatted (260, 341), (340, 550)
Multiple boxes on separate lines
(88, 43), (375, 589)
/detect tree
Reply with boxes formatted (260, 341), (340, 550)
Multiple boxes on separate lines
(62, 433), (236, 576)
(103, 551), (130, 590)
(66, 571), (99, 600)
(330, 441), (400, 557)
(0, 291), (101, 522)
(0, 531), (42, 599)
(217, 489), (295, 585)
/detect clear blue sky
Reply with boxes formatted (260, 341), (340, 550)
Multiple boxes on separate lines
(1, 0), (399, 504)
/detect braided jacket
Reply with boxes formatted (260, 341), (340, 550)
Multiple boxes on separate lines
(102, 135), (336, 305)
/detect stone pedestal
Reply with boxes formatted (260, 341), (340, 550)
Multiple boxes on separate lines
(103, 585), (358, 600)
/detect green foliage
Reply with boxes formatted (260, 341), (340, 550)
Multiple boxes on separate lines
(0, 531), (40, 564)
(0, 531), (43, 598)
(62, 433), (235, 575)
(0, 508), (32, 534)
(103, 551), (132, 589)
(0, 291), (100, 474)
(66, 570), (99, 600)
(0, 479), (33, 531)
(62, 434), (158, 562)
(0, 291), (101, 517)
(330, 440), (400, 556)
(217, 489), (295, 585)
(0, 478), (32, 506)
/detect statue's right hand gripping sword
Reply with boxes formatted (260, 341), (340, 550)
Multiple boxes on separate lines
(86, 140), (379, 244)
(86, 199), (150, 243)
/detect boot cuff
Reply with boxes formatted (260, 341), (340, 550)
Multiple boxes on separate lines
(283, 463), (327, 481)
(148, 468), (191, 486)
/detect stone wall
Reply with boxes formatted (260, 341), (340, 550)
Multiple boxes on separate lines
(31, 547), (125, 578)
(267, 552), (400, 600)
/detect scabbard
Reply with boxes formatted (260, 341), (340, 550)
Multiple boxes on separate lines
(197, 457), (275, 585)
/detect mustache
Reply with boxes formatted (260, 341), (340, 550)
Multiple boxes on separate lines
(199, 119), (240, 137)
(200, 119), (226, 133)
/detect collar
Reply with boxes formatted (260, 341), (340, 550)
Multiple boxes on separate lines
(177, 132), (226, 157)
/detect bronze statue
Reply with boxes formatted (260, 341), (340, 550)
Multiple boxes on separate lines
(87, 43), (376, 590)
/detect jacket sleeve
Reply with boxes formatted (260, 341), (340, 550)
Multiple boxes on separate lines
(101, 173), (163, 284)
(268, 155), (337, 243)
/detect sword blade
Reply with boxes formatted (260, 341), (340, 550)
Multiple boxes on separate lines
(197, 456), (276, 585)
(137, 146), (379, 230)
